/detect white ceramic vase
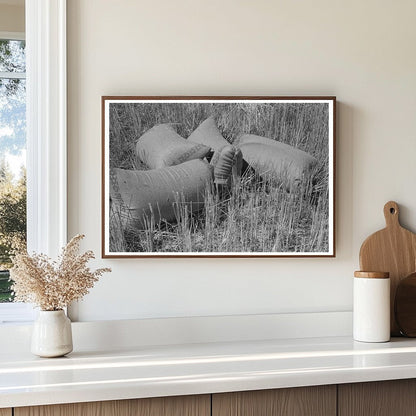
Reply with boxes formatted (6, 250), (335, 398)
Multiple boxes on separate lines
(31, 310), (73, 357)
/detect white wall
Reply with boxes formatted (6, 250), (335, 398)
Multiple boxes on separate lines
(67, 0), (416, 322)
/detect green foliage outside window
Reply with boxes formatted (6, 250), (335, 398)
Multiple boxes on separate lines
(0, 38), (26, 302)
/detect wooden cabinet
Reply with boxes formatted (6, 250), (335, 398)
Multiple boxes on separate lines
(14, 395), (210, 416)
(212, 385), (336, 416)
(338, 380), (416, 416)
(11, 379), (416, 416)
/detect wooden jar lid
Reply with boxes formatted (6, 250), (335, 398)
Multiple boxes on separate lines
(354, 271), (390, 279)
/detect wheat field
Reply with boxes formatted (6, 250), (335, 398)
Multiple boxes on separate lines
(108, 101), (331, 254)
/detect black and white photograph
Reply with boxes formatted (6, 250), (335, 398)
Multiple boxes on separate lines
(102, 97), (335, 257)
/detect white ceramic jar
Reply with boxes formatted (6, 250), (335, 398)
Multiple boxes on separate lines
(31, 310), (73, 357)
(353, 271), (390, 343)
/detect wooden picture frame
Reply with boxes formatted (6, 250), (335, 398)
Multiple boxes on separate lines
(102, 96), (336, 258)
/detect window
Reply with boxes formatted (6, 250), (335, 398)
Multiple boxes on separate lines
(0, 32), (34, 322)
(0, 35), (26, 303)
(0, 1), (67, 324)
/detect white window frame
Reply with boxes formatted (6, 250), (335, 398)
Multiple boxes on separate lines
(0, 0), (67, 324)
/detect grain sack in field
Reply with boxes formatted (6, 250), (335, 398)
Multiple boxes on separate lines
(210, 144), (240, 186)
(136, 123), (211, 169)
(188, 117), (230, 151)
(110, 159), (214, 229)
(238, 134), (317, 187)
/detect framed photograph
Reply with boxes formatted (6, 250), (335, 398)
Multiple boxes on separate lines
(102, 96), (335, 258)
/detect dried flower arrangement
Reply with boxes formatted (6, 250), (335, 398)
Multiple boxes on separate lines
(10, 234), (111, 311)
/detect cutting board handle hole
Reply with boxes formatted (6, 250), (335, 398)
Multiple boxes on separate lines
(384, 201), (399, 225)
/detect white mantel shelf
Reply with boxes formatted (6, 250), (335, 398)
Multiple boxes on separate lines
(2, 335), (416, 409)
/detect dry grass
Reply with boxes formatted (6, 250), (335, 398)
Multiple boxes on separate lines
(108, 102), (330, 253)
(10, 235), (111, 310)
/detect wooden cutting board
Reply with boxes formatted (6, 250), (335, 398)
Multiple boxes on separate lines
(359, 201), (416, 336)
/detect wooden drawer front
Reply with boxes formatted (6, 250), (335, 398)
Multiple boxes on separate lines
(338, 380), (416, 416)
(0, 409), (12, 416)
(15, 395), (210, 416)
(212, 386), (336, 416)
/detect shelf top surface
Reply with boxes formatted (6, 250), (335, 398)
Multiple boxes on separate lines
(2, 336), (416, 408)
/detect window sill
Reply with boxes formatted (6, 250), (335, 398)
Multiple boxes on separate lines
(0, 303), (36, 324)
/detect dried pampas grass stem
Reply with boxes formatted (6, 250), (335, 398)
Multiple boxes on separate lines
(10, 234), (111, 311)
